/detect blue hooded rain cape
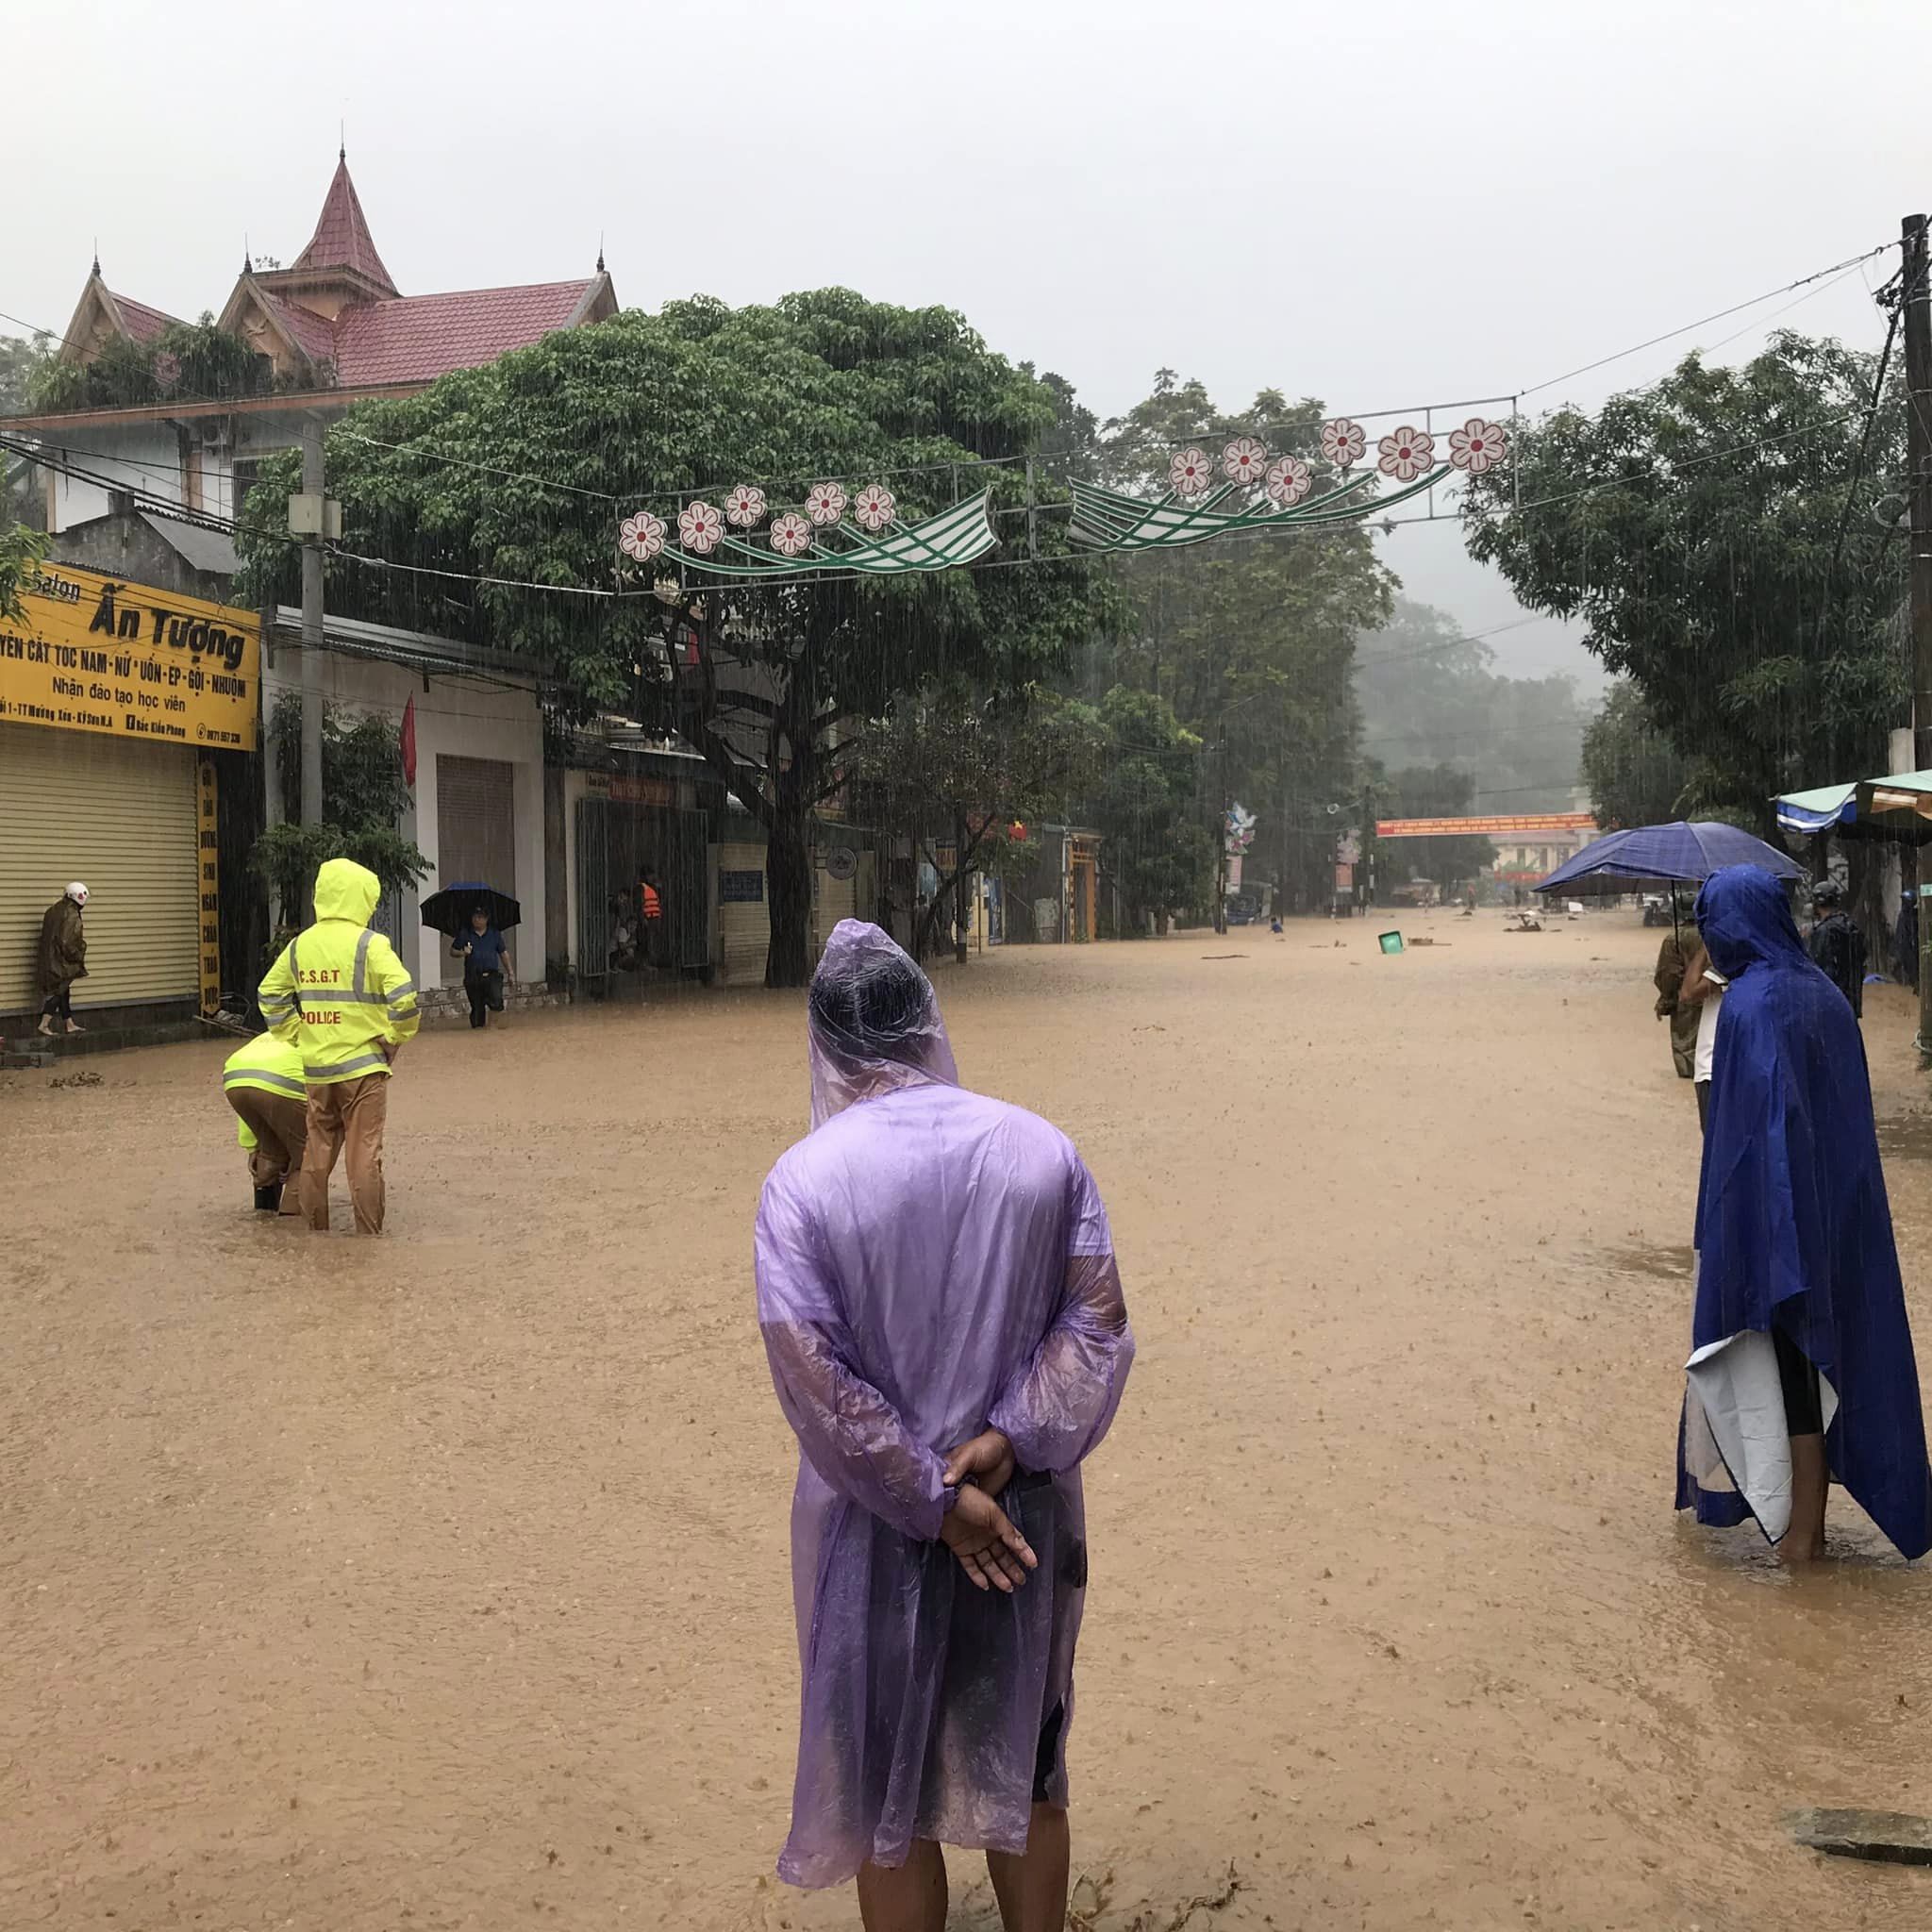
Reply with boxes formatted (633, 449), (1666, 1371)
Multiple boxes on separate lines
(1675, 865), (1932, 1557)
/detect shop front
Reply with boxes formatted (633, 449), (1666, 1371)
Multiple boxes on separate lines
(0, 560), (258, 1029)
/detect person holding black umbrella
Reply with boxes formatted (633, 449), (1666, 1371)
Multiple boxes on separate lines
(453, 904), (515, 1029)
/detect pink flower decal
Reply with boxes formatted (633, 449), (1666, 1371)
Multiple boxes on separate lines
(1222, 437), (1269, 485)
(618, 509), (665, 562)
(852, 484), (896, 532)
(724, 484), (768, 528)
(807, 481), (848, 527)
(1319, 419), (1367, 468)
(1447, 418), (1509, 475)
(677, 501), (723, 555)
(770, 511), (813, 558)
(1264, 456), (1313, 507)
(1169, 448), (1213, 496)
(1376, 425), (1436, 482)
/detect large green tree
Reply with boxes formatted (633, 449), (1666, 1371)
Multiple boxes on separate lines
(1580, 679), (1698, 829)
(1088, 686), (1214, 931)
(239, 291), (1109, 985)
(848, 679), (1103, 960)
(1086, 373), (1397, 915)
(1463, 332), (1907, 822)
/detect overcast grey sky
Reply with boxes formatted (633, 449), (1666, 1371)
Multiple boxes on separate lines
(10, 0), (1929, 688)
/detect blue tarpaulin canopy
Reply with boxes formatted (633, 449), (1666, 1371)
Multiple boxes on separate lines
(1775, 772), (1932, 845)
(1534, 821), (1804, 896)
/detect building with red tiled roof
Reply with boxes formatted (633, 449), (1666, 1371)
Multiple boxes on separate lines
(23, 153), (616, 537)
(58, 265), (184, 360)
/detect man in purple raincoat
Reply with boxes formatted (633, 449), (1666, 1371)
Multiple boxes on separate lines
(756, 922), (1135, 1932)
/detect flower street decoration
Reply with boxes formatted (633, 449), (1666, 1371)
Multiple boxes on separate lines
(1169, 448), (1214, 497)
(1222, 437), (1269, 486)
(724, 484), (768, 527)
(618, 508), (666, 562)
(608, 391), (1515, 581)
(852, 484), (897, 532)
(1068, 461), (1440, 555)
(1376, 425), (1436, 482)
(677, 501), (724, 555)
(1447, 417), (1509, 475)
(769, 510), (814, 558)
(644, 490), (997, 579)
(1320, 418), (1367, 469)
(1264, 455), (1313, 508)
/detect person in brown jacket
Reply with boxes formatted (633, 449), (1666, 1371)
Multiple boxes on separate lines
(1653, 906), (1700, 1081)
(36, 882), (89, 1037)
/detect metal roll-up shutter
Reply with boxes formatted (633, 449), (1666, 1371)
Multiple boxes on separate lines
(575, 793), (612, 991)
(718, 841), (769, 987)
(0, 724), (198, 1018)
(436, 754), (516, 984)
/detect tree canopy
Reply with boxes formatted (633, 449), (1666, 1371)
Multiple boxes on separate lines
(1463, 332), (1907, 822)
(848, 679), (1103, 958)
(237, 290), (1113, 983)
(1071, 372), (1396, 916)
(1085, 686), (1214, 931)
(1580, 679), (1698, 830)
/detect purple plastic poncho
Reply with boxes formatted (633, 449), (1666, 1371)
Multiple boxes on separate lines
(756, 921), (1134, 1888)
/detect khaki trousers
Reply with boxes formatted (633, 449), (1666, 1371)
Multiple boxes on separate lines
(228, 1090), (308, 1215)
(302, 1074), (391, 1236)
(1669, 1003), (1700, 1081)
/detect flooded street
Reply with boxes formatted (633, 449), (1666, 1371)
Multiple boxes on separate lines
(8, 912), (1932, 1931)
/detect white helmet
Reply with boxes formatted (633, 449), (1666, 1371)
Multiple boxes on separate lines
(65, 882), (88, 907)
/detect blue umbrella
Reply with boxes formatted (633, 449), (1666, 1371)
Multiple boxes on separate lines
(1534, 821), (1804, 897)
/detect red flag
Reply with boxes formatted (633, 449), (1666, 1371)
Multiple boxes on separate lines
(400, 695), (417, 789)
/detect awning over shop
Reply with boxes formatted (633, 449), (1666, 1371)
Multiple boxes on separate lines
(1774, 772), (1932, 843)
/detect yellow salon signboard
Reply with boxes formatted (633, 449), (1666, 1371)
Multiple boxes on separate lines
(0, 560), (259, 750)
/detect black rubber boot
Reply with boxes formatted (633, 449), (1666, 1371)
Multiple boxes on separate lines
(253, 1182), (284, 1212)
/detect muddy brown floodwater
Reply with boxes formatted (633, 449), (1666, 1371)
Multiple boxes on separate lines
(8, 912), (1932, 1931)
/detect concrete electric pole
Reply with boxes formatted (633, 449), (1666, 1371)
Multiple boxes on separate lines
(1901, 215), (1932, 1058)
(296, 415), (327, 826)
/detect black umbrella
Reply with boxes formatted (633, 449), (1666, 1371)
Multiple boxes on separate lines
(420, 882), (522, 937)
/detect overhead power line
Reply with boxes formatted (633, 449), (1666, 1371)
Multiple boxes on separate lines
(1519, 241), (1895, 398)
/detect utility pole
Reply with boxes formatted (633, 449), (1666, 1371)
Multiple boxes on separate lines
(297, 414), (325, 825)
(1904, 214), (1932, 1058)
(1213, 736), (1229, 935)
(953, 809), (970, 964)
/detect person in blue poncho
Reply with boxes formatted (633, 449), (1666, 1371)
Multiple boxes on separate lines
(1676, 865), (1932, 1562)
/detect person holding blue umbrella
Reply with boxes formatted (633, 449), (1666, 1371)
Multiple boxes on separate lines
(1676, 865), (1932, 1563)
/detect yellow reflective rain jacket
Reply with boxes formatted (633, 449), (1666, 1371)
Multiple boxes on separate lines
(223, 1031), (307, 1147)
(257, 858), (420, 1084)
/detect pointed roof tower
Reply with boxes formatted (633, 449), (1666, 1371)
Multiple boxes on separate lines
(255, 153), (400, 320)
(290, 151), (398, 294)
